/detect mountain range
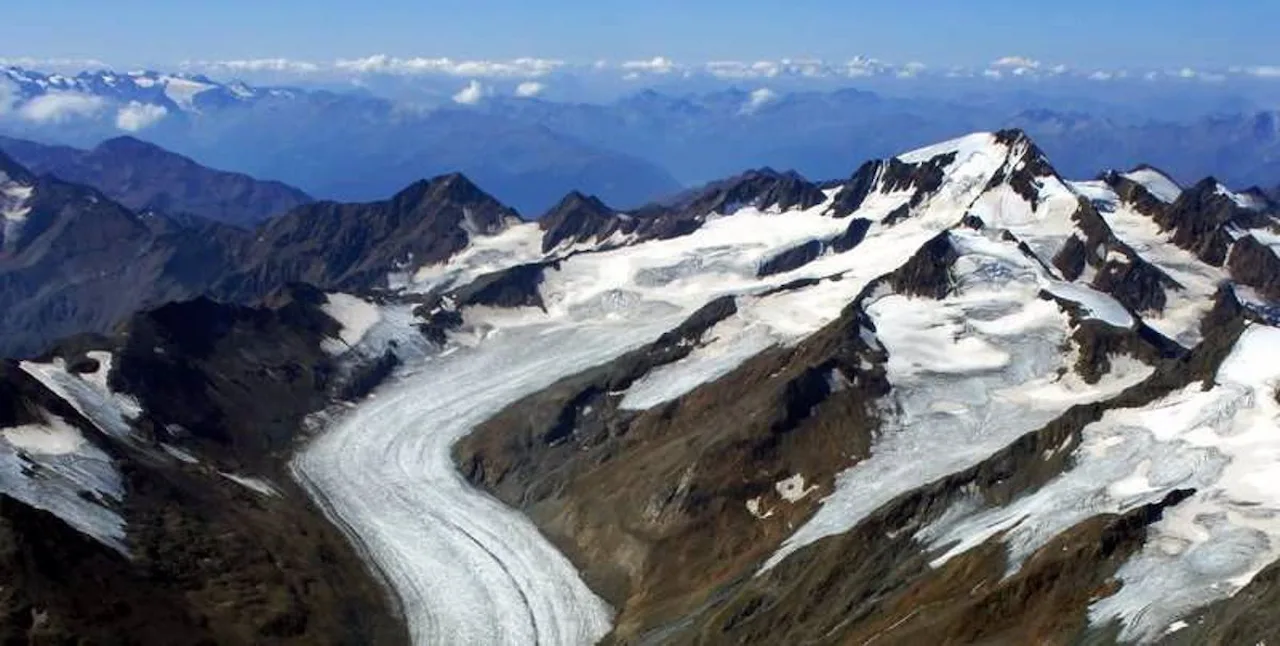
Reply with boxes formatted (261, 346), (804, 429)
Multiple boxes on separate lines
(1, 124), (1280, 644)
(6, 66), (1280, 216)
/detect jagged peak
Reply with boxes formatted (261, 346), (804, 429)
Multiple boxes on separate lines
(681, 166), (825, 215)
(390, 172), (508, 212)
(544, 190), (613, 218)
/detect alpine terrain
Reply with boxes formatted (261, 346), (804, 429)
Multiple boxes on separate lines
(1, 128), (1279, 645)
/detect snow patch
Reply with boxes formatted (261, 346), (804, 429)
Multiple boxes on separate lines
(775, 474), (818, 503)
(221, 472), (281, 497)
(1122, 168), (1183, 203)
(322, 293), (382, 354)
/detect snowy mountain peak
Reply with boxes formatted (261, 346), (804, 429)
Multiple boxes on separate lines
(2, 66), (267, 116)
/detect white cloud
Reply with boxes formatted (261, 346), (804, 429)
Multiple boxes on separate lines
(187, 58), (321, 74)
(992, 56), (1041, 69)
(740, 87), (777, 114)
(18, 92), (105, 123)
(452, 80), (489, 105)
(336, 55), (562, 78)
(1243, 66), (1280, 78)
(514, 81), (545, 98)
(115, 101), (168, 131)
(897, 61), (927, 78)
(620, 57), (678, 74)
(1178, 67), (1198, 79)
(0, 79), (17, 115)
(1088, 71), (1114, 81)
(705, 60), (779, 79)
(0, 57), (109, 70)
(982, 69), (1004, 79)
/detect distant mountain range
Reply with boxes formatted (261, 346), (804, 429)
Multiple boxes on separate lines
(0, 135), (312, 227)
(0, 67), (683, 215)
(6, 67), (1280, 216)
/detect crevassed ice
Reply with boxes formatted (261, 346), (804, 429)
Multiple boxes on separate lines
(762, 229), (1154, 571)
(920, 323), (1280, 643)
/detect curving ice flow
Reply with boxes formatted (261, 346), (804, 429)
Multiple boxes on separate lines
(293, 319), (685, 645)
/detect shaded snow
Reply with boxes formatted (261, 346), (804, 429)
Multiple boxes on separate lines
(322, 293), (382, 354)
(0, 410), (125, 553)
(1, 175), (34, 251)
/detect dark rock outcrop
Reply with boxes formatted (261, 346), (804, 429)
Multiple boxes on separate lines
(539, 191), (622, 252)
(1228, 234), (1280, 301)
(0, 293), (408, 645)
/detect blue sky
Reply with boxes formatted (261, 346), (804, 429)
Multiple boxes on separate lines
(3, 1), (1278, 68)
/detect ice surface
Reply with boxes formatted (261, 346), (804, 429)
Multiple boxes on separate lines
(0, 410), (126, 553)
(896, 132), (997, 164)
(295, 320), (689, 645)
(919, 323), (1280, 643)
(21, 354), (141, 440)
(1122, 168), (1183, 203)
(763, 228), (1154, 571)
(160, 76), (214, 111)
(401, 222), (544, 292)
(1041, 280), (1135, 328)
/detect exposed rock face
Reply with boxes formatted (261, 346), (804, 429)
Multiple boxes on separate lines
(1156, 178), (1262, 265)
(0, 135), (313, 228)
(0, 153), (522, 358)
(0, 294), (406, 645)
(1102, 167), (1172, 217)
(539, 191), (622, 252)
(1229, 235), (1280, 301)
(0, 152), (249, 357)
(684, 168), (827, 214)
(217, 173), (520, 298)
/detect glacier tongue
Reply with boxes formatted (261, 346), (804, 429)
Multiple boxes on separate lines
(294, 318), (687, 645)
